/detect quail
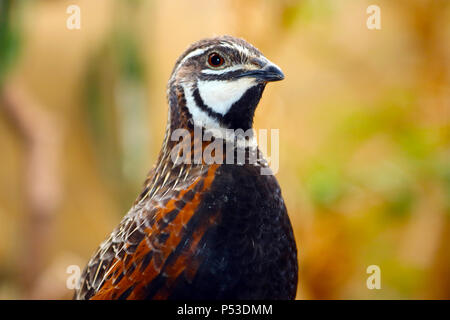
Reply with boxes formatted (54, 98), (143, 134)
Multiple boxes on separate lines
(74, 35), (298, 300)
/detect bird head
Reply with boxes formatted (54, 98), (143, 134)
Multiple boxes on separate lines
(167, 36), (284, 132)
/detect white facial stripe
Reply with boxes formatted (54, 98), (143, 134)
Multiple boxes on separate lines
(219, 42), (238, 51)
(171, 46), (213, 80)
(201, 65), (242, 75)
(197, 78), (257, 115)
(219, 42), (256, 58)
(181, 83), (220, 129)
(179, 47), (209, 66)
(201, 64), (249, 75)
(172, 42), (262, 81)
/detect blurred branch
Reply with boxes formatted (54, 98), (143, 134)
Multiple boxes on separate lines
(0, 82), (62, 298)
(82, 0), (150, 213)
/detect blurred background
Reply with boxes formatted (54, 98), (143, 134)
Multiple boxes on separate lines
(0, 0), (449, 299)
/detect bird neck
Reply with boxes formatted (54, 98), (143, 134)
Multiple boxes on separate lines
(167, 81), (266, 133)
(135, 86), (267, 204)
(161, 82), (265, 166)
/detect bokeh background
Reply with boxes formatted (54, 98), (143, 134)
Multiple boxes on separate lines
(0, 0), (449, 299)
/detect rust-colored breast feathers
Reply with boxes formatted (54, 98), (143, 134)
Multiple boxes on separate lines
(76, 164), (219, 300)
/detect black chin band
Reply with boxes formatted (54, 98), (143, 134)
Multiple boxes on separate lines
(187, 82), (265, 131)
(192, 86), (224, 122)
(222, 84), (265, 131)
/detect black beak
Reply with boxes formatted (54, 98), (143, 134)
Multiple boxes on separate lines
(239, 63), (285, 82)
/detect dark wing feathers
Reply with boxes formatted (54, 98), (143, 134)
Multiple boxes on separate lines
(74, 165), (219, 300)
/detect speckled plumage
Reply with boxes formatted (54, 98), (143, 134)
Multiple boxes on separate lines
(74, 36), (298, 300)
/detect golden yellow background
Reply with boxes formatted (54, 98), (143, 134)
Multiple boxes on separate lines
(0, 0), (449, 299)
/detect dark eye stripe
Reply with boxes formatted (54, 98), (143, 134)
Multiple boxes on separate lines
(180, 45), (243, 67)
(198, 70), (247, 81)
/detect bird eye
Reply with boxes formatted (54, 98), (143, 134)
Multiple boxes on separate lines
(207, 53), (225, 68)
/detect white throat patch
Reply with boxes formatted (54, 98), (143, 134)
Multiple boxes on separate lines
(179, 82), (259, 148)
(181, 82), (218, 129)
(197, 78), (257, 115)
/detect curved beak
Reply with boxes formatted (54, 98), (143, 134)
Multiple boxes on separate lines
(239, 62), (285, 82)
